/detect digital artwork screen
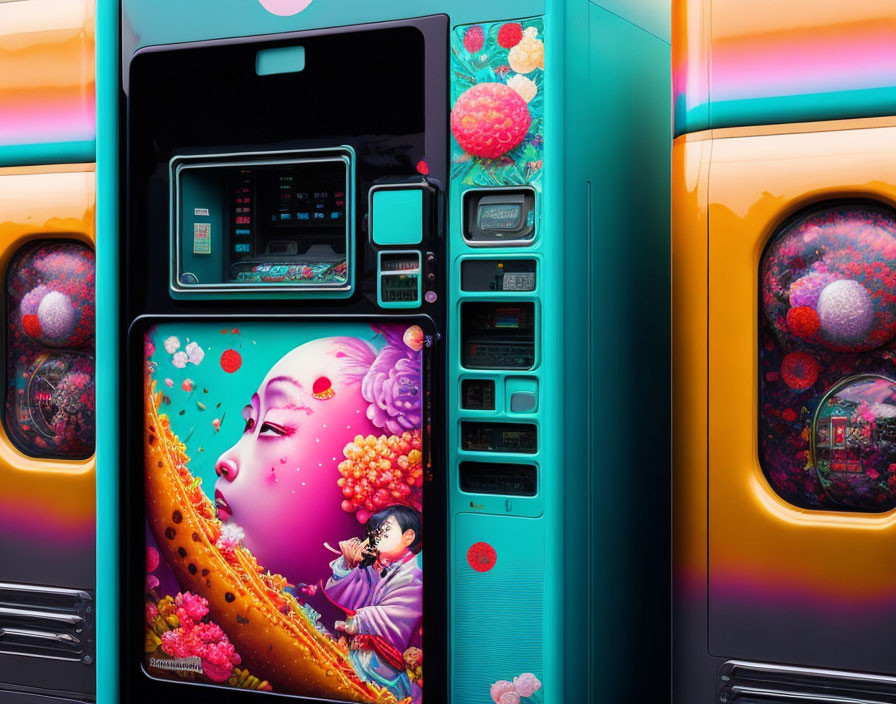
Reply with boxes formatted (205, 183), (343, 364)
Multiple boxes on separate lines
(141, 321), (426, 703)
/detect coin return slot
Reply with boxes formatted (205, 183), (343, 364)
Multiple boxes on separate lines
(461, 301), (535, 370)
(460, 461), (537, 496)
(461, 421), (537, 454)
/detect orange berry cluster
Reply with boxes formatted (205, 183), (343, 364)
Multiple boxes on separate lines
(337, 431), (424, 523)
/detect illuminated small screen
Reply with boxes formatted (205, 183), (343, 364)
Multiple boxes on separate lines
(479, 203), (522, 231)
(502, 272), (535, 291)
(495, 308), (521, 328)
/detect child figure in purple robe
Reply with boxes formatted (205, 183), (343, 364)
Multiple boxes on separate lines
(326, 505), (423, 702)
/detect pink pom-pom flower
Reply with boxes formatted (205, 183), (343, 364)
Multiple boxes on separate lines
(451, 83), (532, 159)
(513, 673), (542, 697)
(491, 680), (517, 703)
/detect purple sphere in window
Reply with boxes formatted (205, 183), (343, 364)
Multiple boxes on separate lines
(817, 279), (875, 344)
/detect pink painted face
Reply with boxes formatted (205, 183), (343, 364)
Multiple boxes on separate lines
(213, 337), (379, 585)
(257, 0), (313, 16)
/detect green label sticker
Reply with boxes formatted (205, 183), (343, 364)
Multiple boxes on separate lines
(193, 222), (211, 254)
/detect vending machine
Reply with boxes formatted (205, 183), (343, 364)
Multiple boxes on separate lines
(0, 1), (100, 702)
(673, 2), (896, 703)
(114, 2), (670, 703)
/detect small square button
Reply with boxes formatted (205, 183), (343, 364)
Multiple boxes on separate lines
(371, 188), (423, 246)
(510, 391), (537, 413)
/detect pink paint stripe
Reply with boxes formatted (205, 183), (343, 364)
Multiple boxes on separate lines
(0, 501), (94, 544)
(711, 569), (896, 611)
(713, 31), (896, 101)
(673, 26), (896, 104)
(0, 101), (96, 145)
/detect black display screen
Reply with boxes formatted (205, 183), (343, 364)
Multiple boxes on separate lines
(479, 202), (523, 231)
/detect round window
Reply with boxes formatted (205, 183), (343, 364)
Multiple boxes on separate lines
(812, 375), (896, 510)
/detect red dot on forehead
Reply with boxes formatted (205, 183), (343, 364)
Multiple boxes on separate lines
(313, 376), (332, 394)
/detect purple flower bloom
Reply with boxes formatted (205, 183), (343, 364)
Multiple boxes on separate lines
(362, 326), (422, 435)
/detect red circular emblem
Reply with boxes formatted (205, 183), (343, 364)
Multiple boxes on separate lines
(220, 349), (242, 373)
(466, 542), (497, 572)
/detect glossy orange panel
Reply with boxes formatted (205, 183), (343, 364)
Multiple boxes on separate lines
(0, 0), (96, 146)
(0, 164), (95, 540)
(672, 132), (709, 584)
(701, 116), (896, 668)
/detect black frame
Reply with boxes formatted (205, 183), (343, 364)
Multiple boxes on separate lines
(120, 13), (449, 704)
(122, 313), (446, 704)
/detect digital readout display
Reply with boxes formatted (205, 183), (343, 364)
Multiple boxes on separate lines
(501, 272), (536, 291)
(479, 203), (523, 231)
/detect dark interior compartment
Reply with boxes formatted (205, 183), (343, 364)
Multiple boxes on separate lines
(459, 461), (537, 496)
(461, 379), (496, 410)
(127, 18), (446, 312)
(460, 421), (537, 454)
(461, 301), (535, 369)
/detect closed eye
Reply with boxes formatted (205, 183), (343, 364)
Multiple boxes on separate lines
(259, 421), (291, 437)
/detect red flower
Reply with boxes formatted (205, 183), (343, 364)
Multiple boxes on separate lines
(782, 408), (798, 422)
(451, 83), (531, 159)
(463, 25), (484, 53)
(780, 351), (819, 390)
(22, 314), (41, 338)
(497, 22), (523, 48)
(786, 306), (820, 339)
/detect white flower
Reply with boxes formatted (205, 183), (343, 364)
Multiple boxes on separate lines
(221, 523), (245, 542)
(508, 27), (544, 74)
(185, 341), (205, 365)
(163, 336), (181, 354)
(172, 351), (188, 368)
(507, 74), (537, 103)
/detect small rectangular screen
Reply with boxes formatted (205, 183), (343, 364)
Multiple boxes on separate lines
(501, 272), (535, 291)
(173, 150), (351, 295)
(479, 203), (522, 231)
